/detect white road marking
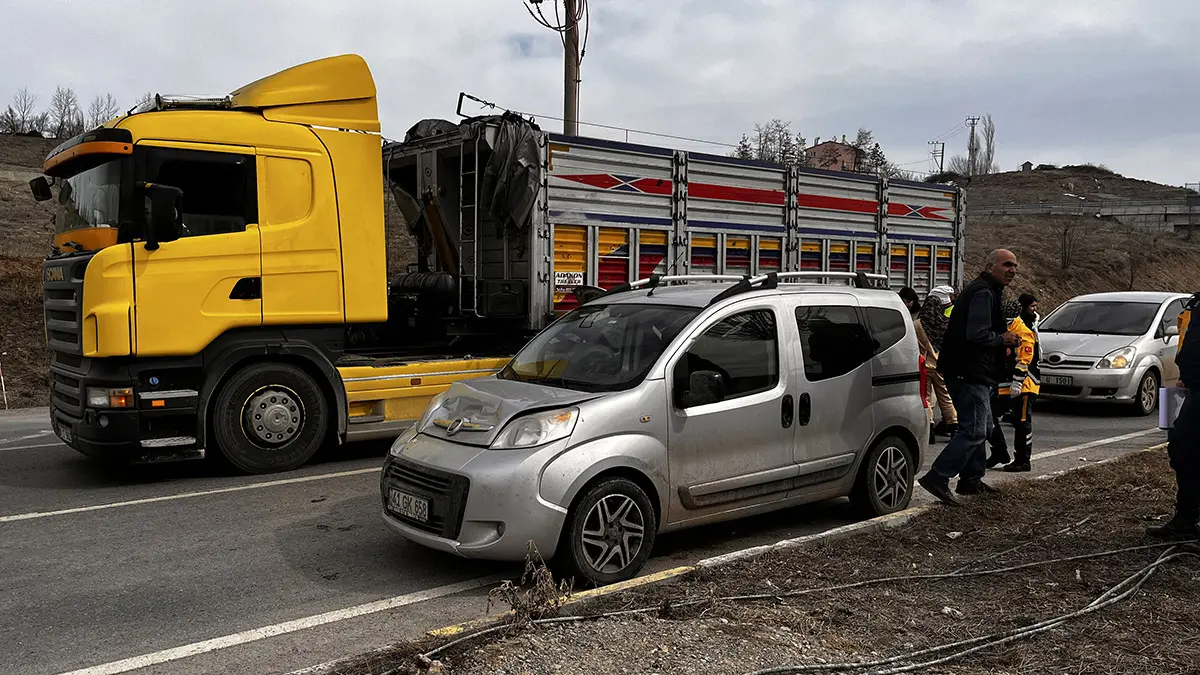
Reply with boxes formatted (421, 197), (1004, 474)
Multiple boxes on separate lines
(0, 440), (65, 452)
(0, 429), (54, 444)
(55, 575), (504, 675)
(1027, 428), (1159, 461)
(0, 467), (382, 523)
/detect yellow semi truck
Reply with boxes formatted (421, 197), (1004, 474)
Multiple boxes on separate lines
(31, 54), (965, 474)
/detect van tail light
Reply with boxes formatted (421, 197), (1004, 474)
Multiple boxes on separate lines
(919, 355), (929, 408)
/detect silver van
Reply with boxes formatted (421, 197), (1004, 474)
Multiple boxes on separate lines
(1037, 291), (1190, 415)
(380, 272), (928, 586)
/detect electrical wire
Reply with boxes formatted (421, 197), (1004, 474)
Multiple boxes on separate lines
(413, 540), (1197, 668)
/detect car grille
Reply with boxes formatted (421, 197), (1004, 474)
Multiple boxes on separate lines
(1039, 358), (1096, 371)
(383, 458), (470, 540)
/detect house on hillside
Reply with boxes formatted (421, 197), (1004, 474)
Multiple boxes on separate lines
(806, 138), (865, 172)
(1021, 161), (1033, 172)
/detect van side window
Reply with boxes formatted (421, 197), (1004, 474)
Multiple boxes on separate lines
(865, 307), (907, 354)
(1159, 299), (1185, 337)
(677, 309), (779, 405)
(140, 147), (258, 238)
(796, 305), (874, 381)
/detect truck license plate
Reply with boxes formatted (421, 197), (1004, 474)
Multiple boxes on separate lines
(56, 422), (73, 444)
(388, 489), (430, 523)
(1044, 375), (1072, 386)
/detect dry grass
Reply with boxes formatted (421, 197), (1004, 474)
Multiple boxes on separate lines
(421, 450), (1200, 675)
(0, 256), (48, 409)
(966, 168), (1190, 205)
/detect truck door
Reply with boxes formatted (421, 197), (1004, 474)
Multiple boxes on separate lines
(131, 143), (262, 356)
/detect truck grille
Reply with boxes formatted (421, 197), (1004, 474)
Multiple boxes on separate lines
(43, 254), (92, 356)
(383, 458), (470, 539)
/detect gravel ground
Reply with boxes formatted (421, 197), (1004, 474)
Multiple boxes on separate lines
(342, 449), (1200, 675)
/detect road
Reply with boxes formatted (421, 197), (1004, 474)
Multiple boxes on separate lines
(0, 403), (1168, 675)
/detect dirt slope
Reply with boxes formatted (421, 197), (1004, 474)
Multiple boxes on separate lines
(965, 166), (1190, 205)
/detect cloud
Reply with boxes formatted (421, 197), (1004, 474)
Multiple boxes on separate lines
(1, 0), (1196, 183)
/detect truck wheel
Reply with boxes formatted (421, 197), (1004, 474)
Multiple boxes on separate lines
(558, 477), (656, 588)
(1132, 370), (1159, 417)
(212, 362), (328, 474)
(850, 435), (915, 519)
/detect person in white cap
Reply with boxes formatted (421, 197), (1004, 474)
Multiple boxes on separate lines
(919, 285), (959, 438)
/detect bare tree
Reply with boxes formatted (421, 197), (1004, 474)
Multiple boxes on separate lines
(48, 86), (85, 138)
(946, 113), (1000, 176)
(86, 93), (121, 128)
(13, 87), (38, 133)
(0, 107), (18, 134)
(1116, 224), (1158, 290)
(733, 119), (808, 166)
(1055, 219), (1085, 270)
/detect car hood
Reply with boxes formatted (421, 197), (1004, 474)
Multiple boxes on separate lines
(419, 377), (604, 447)
(1039, 332), (1135, 359)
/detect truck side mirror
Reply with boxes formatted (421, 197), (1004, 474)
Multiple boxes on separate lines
(29, 176), (53, 202)
(138, 182), (184, 251)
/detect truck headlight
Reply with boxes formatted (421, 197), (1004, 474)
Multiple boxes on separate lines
(1096, 346), (1137, 370)
(87, 387), (134, 408)
(491, 408), (578, 450)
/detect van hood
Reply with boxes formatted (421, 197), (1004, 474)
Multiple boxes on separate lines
(420, 377), (604, 447)
(1038, 332), (1134, 359)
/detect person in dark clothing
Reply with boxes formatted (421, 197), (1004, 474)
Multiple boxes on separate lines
(917, 249), (1020, 506)
(1147, 291), (1200, 538)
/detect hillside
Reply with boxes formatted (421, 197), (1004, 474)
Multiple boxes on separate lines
(2, 135), (1199, 409)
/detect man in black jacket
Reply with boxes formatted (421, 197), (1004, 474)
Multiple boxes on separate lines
(1148, 291), (1200, 538)
(918, 249), (1020, 505)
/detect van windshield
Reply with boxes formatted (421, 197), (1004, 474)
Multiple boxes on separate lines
(1038, 301), (1160, 336)
(498, 303), (699, 392)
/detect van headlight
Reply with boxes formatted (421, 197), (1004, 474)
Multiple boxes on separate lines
(389, 393), (446, 457)
(1096, 346), (1136, 370)
(491, 408), (579, 450)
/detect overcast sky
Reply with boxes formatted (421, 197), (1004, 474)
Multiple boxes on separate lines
(3, 0), (1198, 185)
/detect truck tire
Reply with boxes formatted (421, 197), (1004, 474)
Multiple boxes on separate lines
(557, 477), (656, 588)
(212, 362), (328, 474)
(849, 434), (915, 519)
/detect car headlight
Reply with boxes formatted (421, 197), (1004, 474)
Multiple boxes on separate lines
(1096, 346), (1137, 370)
(388, 392), (447, 457)
(87, 386), (133, 408)
(490, 408), (579, 450)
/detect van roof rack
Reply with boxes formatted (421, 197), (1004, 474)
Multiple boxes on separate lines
(593, 270), (890, 305)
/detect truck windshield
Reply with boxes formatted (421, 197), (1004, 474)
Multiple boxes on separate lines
(499, 303), (699, 392)
(54, 159), (122, 235)
(1038, 301), (1160, 336)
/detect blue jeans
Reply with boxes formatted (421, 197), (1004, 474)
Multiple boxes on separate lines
(927, 377), (994, 486)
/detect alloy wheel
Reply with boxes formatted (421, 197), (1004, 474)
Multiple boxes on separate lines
(873, 445), (910, 510)
(580, 494), (646, 574)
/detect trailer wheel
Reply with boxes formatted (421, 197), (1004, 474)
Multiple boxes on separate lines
(212, 362), (328, 474)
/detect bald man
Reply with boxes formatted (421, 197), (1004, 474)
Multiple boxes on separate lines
(918, 249), (1020, 505)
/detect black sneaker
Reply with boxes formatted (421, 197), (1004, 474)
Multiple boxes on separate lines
(1146, 517), (1200, 540)
(918, 473), (961, 506)
(929, 424), (937, 445)
(1003, 462), (1031, 473)
(955, 480), (1000, 496)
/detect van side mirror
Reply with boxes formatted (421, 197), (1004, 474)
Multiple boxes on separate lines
(138, 182), (184, 251)
(675, 366), (725, 409)
(1165, 324), (1180, 339)
(29, 176), (52, 202)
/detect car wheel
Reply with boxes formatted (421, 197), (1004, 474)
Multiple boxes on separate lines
(559, 477), (656, 588)
(850, 435), (915, 519)
(1132, 370), (1160, 417)
(212, 362), (328, 474)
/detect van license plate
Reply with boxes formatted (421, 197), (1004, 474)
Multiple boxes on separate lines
(388, 489), (430, 523)
(1044, 375), (1072, 386)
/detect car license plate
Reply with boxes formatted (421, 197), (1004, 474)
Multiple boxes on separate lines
(388, 489), (430, 523)
(56, 422), (73, 444)
(1044, 375), (1073, 386)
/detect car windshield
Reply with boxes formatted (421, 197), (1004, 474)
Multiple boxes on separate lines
(1038, 301), (1161, 336)
(54, 159), (121, 235)
(498, 303), (699, 392)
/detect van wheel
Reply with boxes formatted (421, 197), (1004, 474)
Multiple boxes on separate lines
(558, 477), (656, 588)
(212, 363), (328, 474)
(850, 435), (914, 519)
(1132, 370), (1159, 417)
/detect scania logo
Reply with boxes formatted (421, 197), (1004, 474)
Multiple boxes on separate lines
(45, 265), (65, 283)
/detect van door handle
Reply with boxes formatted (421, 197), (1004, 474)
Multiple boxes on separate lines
(781, 394), (794, 428)
(797, 393), (811, 426)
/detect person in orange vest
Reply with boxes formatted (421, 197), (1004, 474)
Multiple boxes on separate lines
(987, 294), (1040, 472)
(1148, 291), (1199, 538)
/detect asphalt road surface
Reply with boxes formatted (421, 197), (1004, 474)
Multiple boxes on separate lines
(0, 403), (1170, 675)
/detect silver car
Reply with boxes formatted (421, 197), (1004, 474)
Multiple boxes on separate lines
(1037, 291), (1189, 415)
(380, 273), (928, 586)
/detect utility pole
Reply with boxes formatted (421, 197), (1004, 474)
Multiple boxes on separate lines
(965, 116), (980, 177)
(563, 0), (581, 135)
(928, 140), (945, 174)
